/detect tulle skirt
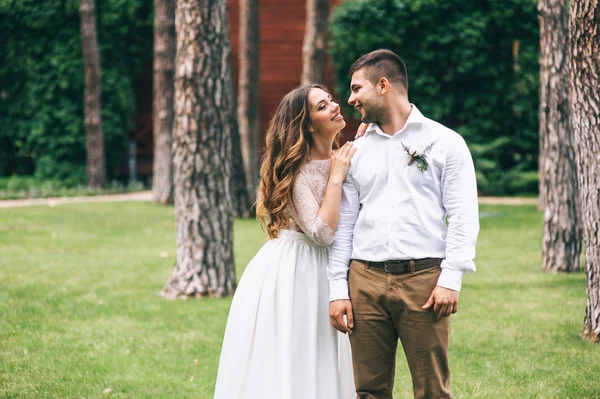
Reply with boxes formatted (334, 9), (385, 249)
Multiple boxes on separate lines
(214, 229), (355, 399)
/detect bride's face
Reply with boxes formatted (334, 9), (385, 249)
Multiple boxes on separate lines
(307, 88), (346, 139)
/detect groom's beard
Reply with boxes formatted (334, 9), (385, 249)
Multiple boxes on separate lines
(360, 103), (388, 125)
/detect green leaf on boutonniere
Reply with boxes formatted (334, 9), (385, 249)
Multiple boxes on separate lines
(416, 156), (428, 172)
(402, 140), (438, 173)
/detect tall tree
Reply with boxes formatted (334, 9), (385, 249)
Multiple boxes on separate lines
(539, 0), (581, 273)
(79, 0), (105, 189)
(538, 0), (569, 214)
(301, 0), (330, 85)
(161, 0), (236, 299)
(228, 51), (251, 218)
(569, 0), (600, 343)
(151, 0), (176, 205)
(238, 0), (261, 208)
(216, 4), (252, 219)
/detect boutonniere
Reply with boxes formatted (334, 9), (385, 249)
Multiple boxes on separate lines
(401, 140), (438, 172)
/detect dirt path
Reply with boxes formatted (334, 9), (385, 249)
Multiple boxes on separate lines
(0, 191), (538, 209)
(477, 196), (538, 205)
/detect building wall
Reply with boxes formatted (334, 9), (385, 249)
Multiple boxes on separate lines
(133, 0), (358, 179)
(228, 0), (357, 147)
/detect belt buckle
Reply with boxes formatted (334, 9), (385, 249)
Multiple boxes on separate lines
(384, 262), (390, 273)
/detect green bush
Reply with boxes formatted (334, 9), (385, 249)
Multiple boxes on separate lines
(0, 175), (145, 200)
(0, 0), (153, 183)
(329, 0), (539, 195)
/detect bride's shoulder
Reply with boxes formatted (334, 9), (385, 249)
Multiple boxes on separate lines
(298, 159), (329, 180)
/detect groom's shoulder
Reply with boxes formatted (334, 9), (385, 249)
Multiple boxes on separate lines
(422, 116), (456, 135)
(423, 117), (466, 146)
(350, 134), (372, 149)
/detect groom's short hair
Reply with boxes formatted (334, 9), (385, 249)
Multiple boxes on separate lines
(349, 49), (408, 93)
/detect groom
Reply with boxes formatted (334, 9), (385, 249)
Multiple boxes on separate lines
(328, 49), (479, 399)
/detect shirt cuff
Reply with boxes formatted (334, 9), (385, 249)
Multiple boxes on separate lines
(436, 268), (464, 292)
(329, 279), (349, 301)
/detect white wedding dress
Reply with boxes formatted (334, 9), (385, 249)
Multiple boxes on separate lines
(214, 159), (355, 399)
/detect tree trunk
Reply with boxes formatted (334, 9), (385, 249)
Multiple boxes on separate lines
(539, 0), (581, 273)
(228, 52), (252, 218)
(238, 0), (260, 210)
(569, 0), (600, 343)
(79, 0), (105, 189)
(301, 0), (330, 85)
(152, 0), (176, 205)
(162, 0), (236, 299)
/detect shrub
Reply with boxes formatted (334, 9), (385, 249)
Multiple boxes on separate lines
(0, 175), (145, 200)
(328, 0), (539, 195)
(0, 0), (153, 183)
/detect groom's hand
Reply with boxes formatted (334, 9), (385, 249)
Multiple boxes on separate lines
(329, 299), (354, 334)
(422, 286), (459, 321)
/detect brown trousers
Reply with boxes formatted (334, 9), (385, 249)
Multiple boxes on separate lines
(348, 260), (451, 399)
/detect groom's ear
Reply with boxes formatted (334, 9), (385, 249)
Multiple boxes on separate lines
(378, 77), (390, 95)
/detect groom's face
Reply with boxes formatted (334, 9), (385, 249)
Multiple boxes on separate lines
(348, 69), (385, 124)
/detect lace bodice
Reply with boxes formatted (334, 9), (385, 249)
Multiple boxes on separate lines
(287, 159), (334, 247)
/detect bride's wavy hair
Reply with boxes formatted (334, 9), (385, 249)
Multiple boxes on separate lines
(256, 84), (338, 238)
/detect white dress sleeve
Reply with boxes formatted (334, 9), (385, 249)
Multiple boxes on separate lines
(291, 173), (335, 247)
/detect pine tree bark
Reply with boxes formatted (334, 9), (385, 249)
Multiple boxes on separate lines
(228, 51), (252, 218)
(79, 0), (105, 189)
(539, 0), (581, 273)
(301, 0), (330, 85)
(568, 0), (600, 343)
(162, 0), (236, 299)
(238, 0), (260, 209)
(152, 0), (176, 205)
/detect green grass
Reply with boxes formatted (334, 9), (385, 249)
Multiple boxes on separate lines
(0, 203), (598, 398)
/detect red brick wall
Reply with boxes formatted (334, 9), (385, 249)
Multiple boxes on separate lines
(228, 0), (359, 146)
(132, 0), (359, 179)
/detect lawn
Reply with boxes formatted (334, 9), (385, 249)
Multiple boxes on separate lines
(0, 202), (598, 398)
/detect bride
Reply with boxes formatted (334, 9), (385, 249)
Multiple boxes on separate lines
(214, 84), (358, 399)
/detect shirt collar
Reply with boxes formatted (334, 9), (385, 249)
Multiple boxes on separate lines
(365, 104), (427, 137)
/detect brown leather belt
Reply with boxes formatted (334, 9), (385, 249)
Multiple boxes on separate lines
(355, 258), (443, 274)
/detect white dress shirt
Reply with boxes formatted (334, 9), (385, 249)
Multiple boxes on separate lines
(328, 105), (479, 301)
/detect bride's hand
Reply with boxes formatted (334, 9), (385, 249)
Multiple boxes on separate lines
(329, 141), (357, 184)
(354, 123), (369, 139)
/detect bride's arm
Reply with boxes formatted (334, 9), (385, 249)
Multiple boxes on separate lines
(317, 141), (356, 231)
(290, 142), (356, 246)
(291, 174), (335, 246)
(315, 124), (365, 230)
